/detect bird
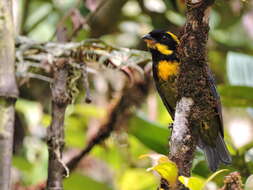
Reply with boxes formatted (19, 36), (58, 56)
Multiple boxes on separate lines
(142, 29), (232, 171)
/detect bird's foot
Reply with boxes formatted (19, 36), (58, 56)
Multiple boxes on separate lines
(168, 123), (173, 130)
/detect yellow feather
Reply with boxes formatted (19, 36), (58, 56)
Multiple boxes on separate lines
(158, 61), (179, 80)
(166, 32), (180, 44)
(155, 43), (173, 55)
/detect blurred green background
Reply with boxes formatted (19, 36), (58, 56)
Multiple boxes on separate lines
(12, 0), (253, 189)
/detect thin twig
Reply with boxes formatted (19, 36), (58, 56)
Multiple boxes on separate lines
(26, 73), (53, 83)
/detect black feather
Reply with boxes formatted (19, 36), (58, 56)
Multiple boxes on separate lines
(199, 133), (232, 172)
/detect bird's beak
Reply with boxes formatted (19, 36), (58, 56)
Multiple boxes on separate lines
(142, 34), (156, 48)
(142, 34), (153, 41)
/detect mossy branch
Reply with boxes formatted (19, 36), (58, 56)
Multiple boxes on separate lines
(162, 0), (215, 189)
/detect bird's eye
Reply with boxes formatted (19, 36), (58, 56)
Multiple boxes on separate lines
(162, 35), (167, 40)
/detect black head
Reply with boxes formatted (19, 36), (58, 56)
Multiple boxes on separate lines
(142, 29), (179, 55)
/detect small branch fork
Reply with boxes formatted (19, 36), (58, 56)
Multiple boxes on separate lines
(163, 0), (215, 189)
(15, 35), (152, 188)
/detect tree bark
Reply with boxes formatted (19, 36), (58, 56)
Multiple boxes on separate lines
(0, 0), (19, 190)
(164, 0), (215, 189)
(46, 59), (70, 190)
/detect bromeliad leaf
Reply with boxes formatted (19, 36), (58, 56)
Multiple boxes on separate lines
(178, 176), (205, 190)
(140, 154), (178, 188)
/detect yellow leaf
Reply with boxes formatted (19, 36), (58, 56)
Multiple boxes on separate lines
(152, 161), (178, 187)
(139, 153), (178, 188)
(178, 176), (205, 190)
(139, 153), (168, 162)
(179, 169), (229, 190)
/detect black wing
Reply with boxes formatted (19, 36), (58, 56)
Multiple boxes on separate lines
(199, 65), (231, 171)
(205, 65), (224, 137)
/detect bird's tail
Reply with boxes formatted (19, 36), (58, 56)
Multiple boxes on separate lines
(199, 134), (232, 172)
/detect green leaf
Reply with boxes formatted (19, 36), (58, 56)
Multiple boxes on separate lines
(212, 22), (253, 48)
(64, 173), (113, 190)
(13, 156), (33, 172)
(66, 104), (105, 118)
(191, 160), (210, 178)
(245, 175), (253, 190)
(128, 114), (170, 154)
(178, 176), (205, 190)
(13, 141), (48, 185)
(238, 141), (253, 155)
(218, 85), (253, 107)
(166, 11), (185, 26)
(64, 104), (105, 148)
(15, 99), (42, 127)
(91, 141), (126, 170)
(65, 116), (87, 148)
(227, 52), (253, 86)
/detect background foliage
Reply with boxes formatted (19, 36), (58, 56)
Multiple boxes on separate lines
(12, 0), (253, 189)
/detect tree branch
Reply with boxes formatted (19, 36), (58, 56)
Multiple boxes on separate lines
(46, 59), (70, 190)
(170, 97), (195, 176)
(0, 1), (19, 189)
(15, 36), (152, 181)
(164, 0), (215, 189)
(15, 36), (151, 84)
(46, 28), (71, 190)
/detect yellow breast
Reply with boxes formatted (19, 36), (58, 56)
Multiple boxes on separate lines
(157, 60), (179, 80)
